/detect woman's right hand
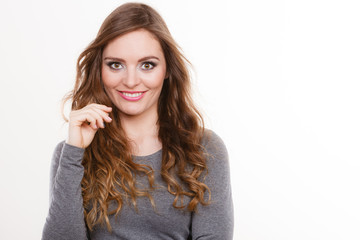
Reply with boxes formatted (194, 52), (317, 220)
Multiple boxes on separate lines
(66, 103), (113, 149)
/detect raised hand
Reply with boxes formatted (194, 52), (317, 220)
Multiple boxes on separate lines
(66, 103), (113, 149)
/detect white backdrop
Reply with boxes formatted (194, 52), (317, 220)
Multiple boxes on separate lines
(1, 0), (360, 239)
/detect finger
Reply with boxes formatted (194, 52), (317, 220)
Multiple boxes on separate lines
(84, 110), (106, 129)
(87, 103), (112, 113)
(70, 104), (112, 128)
(81, 113), (98, 130)
(70, 109), (98, 129)
(82, 105), (112, 125)
(91, 107), (113, 124)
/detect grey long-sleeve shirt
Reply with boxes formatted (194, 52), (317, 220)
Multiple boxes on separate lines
(42, 130), (233, 239)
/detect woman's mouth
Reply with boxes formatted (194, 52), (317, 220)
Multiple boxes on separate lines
(118, 91), (146, 101)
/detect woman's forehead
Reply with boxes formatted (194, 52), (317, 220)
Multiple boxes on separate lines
(102, 29), (164, 61)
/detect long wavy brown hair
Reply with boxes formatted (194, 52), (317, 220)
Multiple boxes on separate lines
(63, 2), (211, 231)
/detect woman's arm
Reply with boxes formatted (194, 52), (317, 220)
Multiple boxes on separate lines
(42, 104), (111, 239)
(191, 130), (234, 239)
(42, 141), (88, 240)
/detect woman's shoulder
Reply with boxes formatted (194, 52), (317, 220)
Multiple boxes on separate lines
(201, 129), (231, 185)
(202, 128), (226, 148)
(201, 128), (228, 160)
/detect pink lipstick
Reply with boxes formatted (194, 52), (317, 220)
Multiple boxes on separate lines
(118, 91), (146, 101)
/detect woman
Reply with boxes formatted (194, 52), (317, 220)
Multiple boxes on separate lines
(42, 3), (233, 239)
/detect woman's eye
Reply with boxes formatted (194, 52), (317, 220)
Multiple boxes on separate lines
(109, 62), (123, 70)
(141, 62), (155, 70)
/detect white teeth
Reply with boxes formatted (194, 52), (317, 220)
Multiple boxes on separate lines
(122, 92), (143, 97)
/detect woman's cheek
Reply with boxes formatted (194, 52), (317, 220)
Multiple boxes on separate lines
(102, 69), (119, 88)
(142, 71), (165, 88)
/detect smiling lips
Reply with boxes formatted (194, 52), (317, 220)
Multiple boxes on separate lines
(118, 91), (147, 101)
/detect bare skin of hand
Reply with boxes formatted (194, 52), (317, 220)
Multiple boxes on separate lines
(66, 103), (113, 149)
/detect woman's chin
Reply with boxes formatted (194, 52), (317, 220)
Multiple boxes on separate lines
(118, 107), (145, 117)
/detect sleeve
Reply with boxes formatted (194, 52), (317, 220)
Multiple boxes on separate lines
(190, 130), (234, 239)
(42, 141), (89, 240)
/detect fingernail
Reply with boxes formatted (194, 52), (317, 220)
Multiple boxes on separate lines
(107, 116), (112, 121)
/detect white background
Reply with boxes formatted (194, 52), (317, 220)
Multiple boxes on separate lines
(1, 0), (360, 239)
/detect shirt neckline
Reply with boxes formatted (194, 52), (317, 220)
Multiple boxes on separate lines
(132, 148), (162, 159)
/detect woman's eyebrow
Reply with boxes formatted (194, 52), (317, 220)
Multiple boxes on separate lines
(138, 56), (160, 62)
(103, 57), (124, 62)
(103, 56), (160, 62)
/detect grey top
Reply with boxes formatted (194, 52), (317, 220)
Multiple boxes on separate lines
(42, 130), (233, 240)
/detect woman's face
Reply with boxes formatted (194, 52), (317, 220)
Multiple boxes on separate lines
(101, 29), (167, 118)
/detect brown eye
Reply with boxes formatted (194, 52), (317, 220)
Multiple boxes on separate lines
(141, 62), (154, 70)
(109, 62), (123, 70)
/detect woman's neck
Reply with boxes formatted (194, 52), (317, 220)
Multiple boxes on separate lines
(119, 110), (162, 156)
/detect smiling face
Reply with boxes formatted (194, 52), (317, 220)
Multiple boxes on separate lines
(101, 29), (167, 118)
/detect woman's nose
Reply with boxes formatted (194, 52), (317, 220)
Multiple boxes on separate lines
(123, 68), (140, 88)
